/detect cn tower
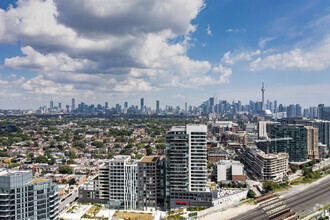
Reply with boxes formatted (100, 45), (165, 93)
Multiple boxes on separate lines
(261, 78), (265, 110)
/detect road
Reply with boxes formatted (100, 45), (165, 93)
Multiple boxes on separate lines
(312, 158), (330, 171)
(230, 175), (330, 220)
(59, 190), (79, 213)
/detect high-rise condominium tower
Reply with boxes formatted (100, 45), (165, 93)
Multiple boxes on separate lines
(166, 124), (208, 193)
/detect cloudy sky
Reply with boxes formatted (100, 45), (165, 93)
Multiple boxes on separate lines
(0, 0), (330, 109)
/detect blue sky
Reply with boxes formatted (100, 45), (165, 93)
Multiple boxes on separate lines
(0, 0), (329, 109)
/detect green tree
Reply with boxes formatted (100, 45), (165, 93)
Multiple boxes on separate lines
(28, 152), (34, 160)
(69, 178), (76, 186)
(68, 150), (77, 159)
(156, 144), (166, 149)
(67, 159), (75, 164)
(92, 141), (104, 148)
(146, 147), (152, 156)
(247, 189), (256, 199)
(48, 157), (56, 165)
(73, 142), (85, 149)
(59, 166), (73, 174)
(9, 163), (20, 169)
(36, 155), (48, 163)
(119, 149), (131, 155)
(291, 166), (298, 173)
(137, 143), (145, 150)
(114, 144), (121, 148)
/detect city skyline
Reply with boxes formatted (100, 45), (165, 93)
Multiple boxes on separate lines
(14, 79), (330, 111)
(0, 0), (330, 109)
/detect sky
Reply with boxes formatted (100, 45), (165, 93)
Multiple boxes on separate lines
(0, 0), (330, 109)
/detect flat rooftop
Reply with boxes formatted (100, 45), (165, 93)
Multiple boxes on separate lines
(29, 179), (49, 184)
(140, 156), (157, 163)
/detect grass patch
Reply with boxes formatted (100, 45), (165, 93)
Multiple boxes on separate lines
(163, 209), (185, 220)
(66, 205), (77, 213)
(290, 172), (329, 185)
(81, 204), (102, 218)
(113, 211), (153, 220)
(239, 198), (256, 205)
(273, 185), (291, 192)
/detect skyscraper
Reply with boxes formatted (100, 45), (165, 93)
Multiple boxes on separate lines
(166, 125), (212, 208)
(296, 104), (302, 117)
(318, 104), (330, 120)
(105, 102), (109, 109)
(156, 100), (160, 113)
(166, 124), (207, 193)
(124, 102), (128, 109)
(274, 100), (278, 113)
(50, 101), (54, 109)
(58, 102), (62, 109)
(140, 98), (144, 111)
(261, 79), (265, 111)
(72, 98), (76, 110)
(185, 102), (187, 112)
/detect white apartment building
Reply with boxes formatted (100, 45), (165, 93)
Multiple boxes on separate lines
(166, 124), (208, 192)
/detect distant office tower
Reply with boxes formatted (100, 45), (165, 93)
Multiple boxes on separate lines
(50, 101), (54, 109)
(66, 105), (70, 113)
(269, 101), (273, 112)
(124, 102), (128, 109)
(318, 104), (330, 120)
(58, 102), (62, 109)
(115, 104), (121, 113)
(261, 79), (265, 111)
(256, 102), (263, 111)
(266, 99), (270, 110)
(185, 102), (187, 112)
(274, 100), (278, 113)
(209, 97), (214, 106)
(72, 98), (76, 110)
(156, 100), (160, 113)
(140, 98), (144, 111)
(166, 124), (207, 192)
(313, 106), (318, 119)
(303, 109), (310, 118)
(238, 100), (242, 112)
(310, 107), (314, 119)
(105, 102), (109, 109)
(296, 104), (302, 117)
(278, 104), (284, 112)
(287, 104), (296, 117)
(0, 170), (59, 219)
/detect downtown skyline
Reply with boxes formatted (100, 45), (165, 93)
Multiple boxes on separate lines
(0, 0), (330, 109)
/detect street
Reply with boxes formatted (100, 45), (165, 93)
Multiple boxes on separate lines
(59, 190), (79, 214)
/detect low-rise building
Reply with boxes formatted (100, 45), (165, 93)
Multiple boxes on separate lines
(216, 160), (246, 183)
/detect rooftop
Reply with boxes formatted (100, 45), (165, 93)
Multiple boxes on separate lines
(257, 150), (289, 159)
(140, 156), (158, 163)
(29, 179), (49, 184)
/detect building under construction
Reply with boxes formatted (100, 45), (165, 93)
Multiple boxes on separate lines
(254, 150), (289, 181)
(238, 147), (289, 182)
